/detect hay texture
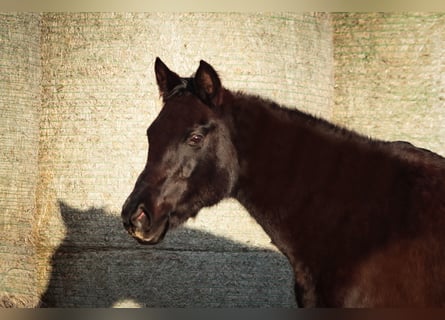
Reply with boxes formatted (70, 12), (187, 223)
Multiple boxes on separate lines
(333, 13), (445, 155)
(0, 13), (41, 308)
(3, 12), (445, 308)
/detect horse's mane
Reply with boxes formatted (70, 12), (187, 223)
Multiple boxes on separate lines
(232, 89), (380, 147)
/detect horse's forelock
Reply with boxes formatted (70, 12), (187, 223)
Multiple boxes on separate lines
(164, 77), (195, 100)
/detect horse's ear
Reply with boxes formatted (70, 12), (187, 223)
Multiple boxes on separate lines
(194, 60), (222, 107)
(154, 57), (182, 101)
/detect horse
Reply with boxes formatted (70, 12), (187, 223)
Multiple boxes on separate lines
(121, 58), (445, 307)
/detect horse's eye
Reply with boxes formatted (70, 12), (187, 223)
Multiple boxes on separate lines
(188, 134), (204, 146)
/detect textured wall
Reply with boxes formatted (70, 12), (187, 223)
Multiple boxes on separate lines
(0, 13), (41, 307)
(5, 12), (443, 308)
(37, 13), (333, 307)
(333, 13), (445, 155)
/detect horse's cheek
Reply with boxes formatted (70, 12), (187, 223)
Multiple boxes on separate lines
(180, 158), (197, 179)
(159, 179), (186, 207)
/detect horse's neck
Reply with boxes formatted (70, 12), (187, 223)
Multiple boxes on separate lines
(224, 92), (334, 245)
(223, 91), (414, 265)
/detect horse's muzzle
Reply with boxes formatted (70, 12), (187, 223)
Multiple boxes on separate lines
(122, 202), (169, 245)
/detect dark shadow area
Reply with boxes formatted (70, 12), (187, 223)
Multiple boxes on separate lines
(39, 201), (296, 307)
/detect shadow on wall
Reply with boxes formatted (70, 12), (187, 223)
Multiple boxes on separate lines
(40, 201), (296, 307)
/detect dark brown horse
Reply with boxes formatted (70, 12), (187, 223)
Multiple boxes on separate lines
(121, 58), (445, 307)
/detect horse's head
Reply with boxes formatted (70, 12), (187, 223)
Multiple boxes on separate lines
(121, 58), (239, 244)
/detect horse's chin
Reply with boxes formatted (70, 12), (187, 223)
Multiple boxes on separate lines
(134, 237), (162, 245)
(168, 209), (199, 228)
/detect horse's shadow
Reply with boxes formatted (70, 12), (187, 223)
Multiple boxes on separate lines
(40, 201), (296, 307)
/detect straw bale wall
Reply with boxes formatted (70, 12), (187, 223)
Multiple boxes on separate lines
(333, 13), (445, 155)
(1, 12), (445, 308)
(0, 13), (41, 307)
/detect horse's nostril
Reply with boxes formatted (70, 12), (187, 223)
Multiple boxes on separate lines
(131, 204), (151, 228)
